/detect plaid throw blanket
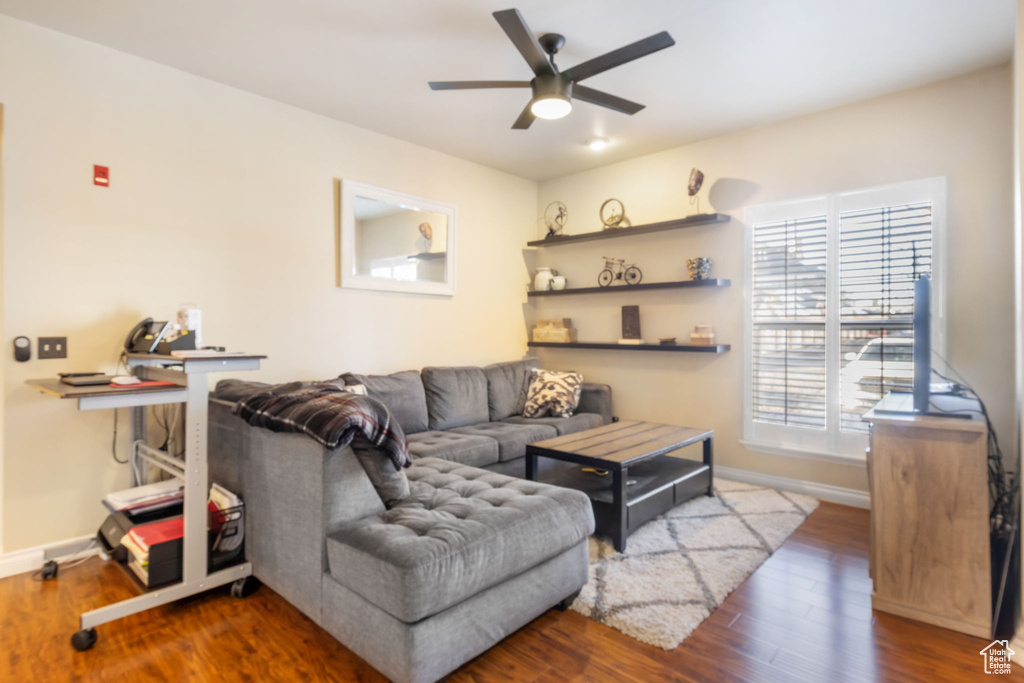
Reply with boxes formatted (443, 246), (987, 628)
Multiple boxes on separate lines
(233, 384), (410, 469)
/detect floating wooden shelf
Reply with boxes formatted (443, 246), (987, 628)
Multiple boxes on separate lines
(528, 278), (730, 297)
(528, 341), (730, 353)
(527, 213), (729, 247)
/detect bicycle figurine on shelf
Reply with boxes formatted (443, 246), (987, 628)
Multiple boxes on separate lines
(598, 257), (643, 287)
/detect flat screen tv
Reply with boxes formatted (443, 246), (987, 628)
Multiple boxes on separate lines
(880, 274), (965, 418)
(912, 275), (931, 413)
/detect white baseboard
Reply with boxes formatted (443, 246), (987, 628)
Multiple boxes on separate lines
(716, 465), (870, 509)
(0, 534), (100, 580)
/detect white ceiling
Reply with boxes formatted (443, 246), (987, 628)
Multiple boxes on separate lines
(0, 0), (1013, 180)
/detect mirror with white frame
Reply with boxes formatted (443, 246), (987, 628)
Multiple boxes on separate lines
(338, 180), (456, 295)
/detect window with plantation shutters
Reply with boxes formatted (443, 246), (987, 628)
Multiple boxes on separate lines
(744, 179), (943, 460)
(750, 215), (828, 429)
(838, 202), (931, 434)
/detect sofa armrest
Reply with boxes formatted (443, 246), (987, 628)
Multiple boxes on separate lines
(577, 383), (613, 425)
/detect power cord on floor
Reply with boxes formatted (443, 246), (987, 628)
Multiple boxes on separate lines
(31, 539), (100, 582)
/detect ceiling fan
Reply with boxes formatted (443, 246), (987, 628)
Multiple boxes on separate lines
(429, 8), (675, 129)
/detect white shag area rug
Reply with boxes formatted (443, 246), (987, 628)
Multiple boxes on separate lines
(571, 478), (819, 650)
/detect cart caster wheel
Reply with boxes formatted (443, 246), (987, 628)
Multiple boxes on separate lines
(231, 576), (260, 599)
(71, 628), (97, 651)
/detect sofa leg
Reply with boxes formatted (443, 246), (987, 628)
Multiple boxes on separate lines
(555, 589), (581, 611)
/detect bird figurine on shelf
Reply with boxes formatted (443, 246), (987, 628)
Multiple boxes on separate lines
(688, 168), (705, 215)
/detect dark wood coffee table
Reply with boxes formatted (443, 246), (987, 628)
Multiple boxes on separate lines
(526, 420), (713, 552)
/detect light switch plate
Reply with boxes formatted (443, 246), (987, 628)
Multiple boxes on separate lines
(38, 337), (67, 359)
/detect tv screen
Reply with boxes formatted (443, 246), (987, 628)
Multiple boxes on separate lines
(913, 275), (931, 413)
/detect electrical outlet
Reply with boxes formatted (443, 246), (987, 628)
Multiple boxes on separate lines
(38, 337), (67, 359)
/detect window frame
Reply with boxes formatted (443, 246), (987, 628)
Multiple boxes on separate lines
(742, 178), (947, 463)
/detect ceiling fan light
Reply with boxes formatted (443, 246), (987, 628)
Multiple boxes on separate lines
(530, 95), (572, 120)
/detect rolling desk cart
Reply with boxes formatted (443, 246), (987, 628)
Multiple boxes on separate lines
(27, 352), (266, 651)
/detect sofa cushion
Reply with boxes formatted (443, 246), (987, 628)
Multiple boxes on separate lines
(406, 431), (500, 469)
(501, 412), (604, 436)
(341, 370), (429, 435)
(325, 458), (594, 623)
(421, 367), (489, 431)
(483, 358), (542, 421)
(449, 421), (556, 462)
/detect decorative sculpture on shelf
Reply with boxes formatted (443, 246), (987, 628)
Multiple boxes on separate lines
(600, 198), (626, 229)
(690, 325), (715, 346)
(598, 257), (643, 287)
(544, 201), (568, 238)
(620, 305), (642, 345)
(688, 168), (705, 215)
(534, 267), (558, 291)
(687, 257), (712, 280)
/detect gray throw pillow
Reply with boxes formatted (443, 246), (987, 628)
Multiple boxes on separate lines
(340, 370), (429, 434)
(484, 358), (542, 421)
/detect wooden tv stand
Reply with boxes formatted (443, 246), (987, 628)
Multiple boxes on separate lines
(864, 392), (991, 638)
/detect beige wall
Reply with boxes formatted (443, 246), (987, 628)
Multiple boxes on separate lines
(0, 103), (6, 552)
(0, 15), (536, 552)
(535, 64), (1014, 492)
(0, 13), (1013, 553)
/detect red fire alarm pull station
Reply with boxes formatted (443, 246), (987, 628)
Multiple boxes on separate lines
(93, 165), (109, 187)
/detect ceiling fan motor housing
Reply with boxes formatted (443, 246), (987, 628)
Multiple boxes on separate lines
(532, 73), (573, 102)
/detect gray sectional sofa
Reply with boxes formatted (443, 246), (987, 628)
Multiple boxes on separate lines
(342, 357), (613, 476)
(208, 358), (611, 683)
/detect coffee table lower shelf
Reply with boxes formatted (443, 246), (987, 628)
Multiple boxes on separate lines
(541, 456), (711, 550)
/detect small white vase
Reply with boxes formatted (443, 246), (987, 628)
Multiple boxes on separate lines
(550, 276), (567, 290)
(534, 267), (556, 291)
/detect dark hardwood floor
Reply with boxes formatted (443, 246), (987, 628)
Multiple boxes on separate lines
(1, 502), (1017, 682)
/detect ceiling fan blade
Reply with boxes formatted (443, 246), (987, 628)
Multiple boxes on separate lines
(512, 102), (536, 130)
(493, 8), (555, 77)
(562, 31), (675, 83)
(572, 85), (645, 115)
(429, 81), (531, 90)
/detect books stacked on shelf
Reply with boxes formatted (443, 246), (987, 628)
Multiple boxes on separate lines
(119, 484), (244, 588)
(123, 515), (187, 588)
(104, 478), (183, 516)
